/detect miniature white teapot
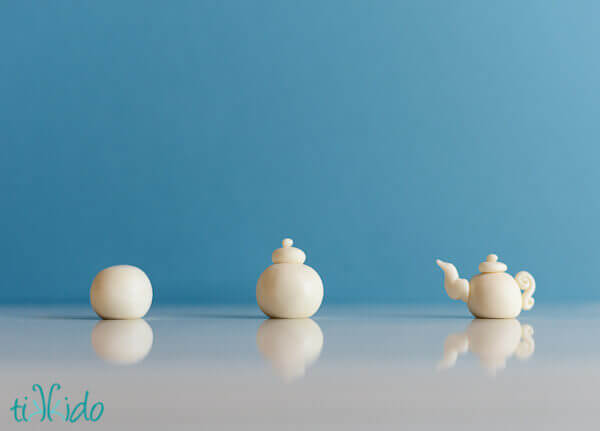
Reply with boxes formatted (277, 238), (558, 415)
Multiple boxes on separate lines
(436, 254), (535, 318)
(256, 238), (323, 318)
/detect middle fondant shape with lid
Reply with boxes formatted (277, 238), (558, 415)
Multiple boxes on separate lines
(256, 238), (324, 318)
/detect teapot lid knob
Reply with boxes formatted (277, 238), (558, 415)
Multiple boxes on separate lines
(272, 238), (306, 264)
(479, 253), (508, 273)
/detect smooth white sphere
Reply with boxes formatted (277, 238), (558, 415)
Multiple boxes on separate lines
(257, 264), (323, 318)
(90, 265), (153, 319)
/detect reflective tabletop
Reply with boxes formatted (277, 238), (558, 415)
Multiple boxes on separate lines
(1, 303), (598, 430)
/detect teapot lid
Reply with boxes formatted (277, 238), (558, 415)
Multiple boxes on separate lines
(272, 238), (306, 264)
(478, 254), (507, 273)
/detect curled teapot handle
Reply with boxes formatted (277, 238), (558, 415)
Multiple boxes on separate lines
(515, 271), (535, 311)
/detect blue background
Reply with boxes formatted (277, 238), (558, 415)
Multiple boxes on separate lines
(2, 1), (599, 304)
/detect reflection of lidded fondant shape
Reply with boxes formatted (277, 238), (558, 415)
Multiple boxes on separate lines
(256, 318), (323, 382)
(257, 238), (324, 318)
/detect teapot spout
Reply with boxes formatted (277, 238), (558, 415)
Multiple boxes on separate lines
(436, 259), (470, 303)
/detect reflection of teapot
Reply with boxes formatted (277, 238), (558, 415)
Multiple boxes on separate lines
(436, 254), (535, 318)
(438, 319), (534, 374)
(91, 319), (154, 365)
(256, 318), (323, 382)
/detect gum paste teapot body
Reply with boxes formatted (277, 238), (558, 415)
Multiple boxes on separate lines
(436, 254), (535, 319)
(257, 238), (324, 318)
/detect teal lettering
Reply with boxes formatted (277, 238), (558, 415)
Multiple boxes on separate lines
(31, 384), (46, 422)
(64, 397), (70, 422)
(69, 390), (89, 423)
(90, 402), (104, 422)
(47, 383), (63, 422)
(10, 398), (24, 422)
(11, 384), (103, 423)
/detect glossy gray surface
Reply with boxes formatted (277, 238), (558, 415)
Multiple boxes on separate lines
(1, 304), (598, 429)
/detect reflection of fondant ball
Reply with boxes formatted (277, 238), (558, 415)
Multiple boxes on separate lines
(90, 265), (152, 319)
(256, 318), (323, 382)
(91, 319), (153, 365)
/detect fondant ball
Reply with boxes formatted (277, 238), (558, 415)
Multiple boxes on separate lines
(256, 264), (323, 318)
(90, 265), (153, 319)
(91, 319), (154, 365)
